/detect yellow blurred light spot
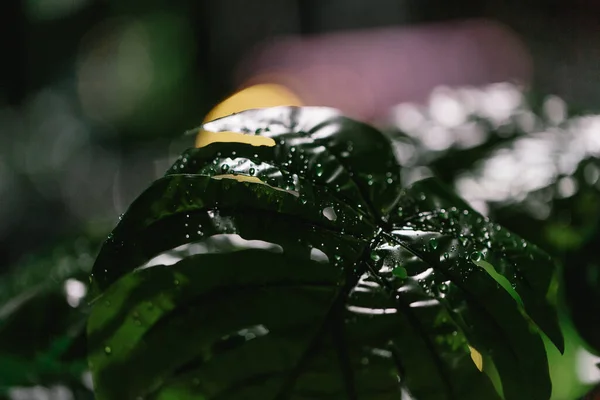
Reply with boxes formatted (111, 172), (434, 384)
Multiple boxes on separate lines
(211, 174), (299, 197)
(469, 346), (484, 371)
(195, 131), (276, 148)
(211, 174), (267, 185)
(196, 83), (303, 148)
(204, 83), (304, 122)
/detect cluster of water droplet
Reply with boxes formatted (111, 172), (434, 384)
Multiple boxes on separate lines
(91, 107), (562, 400)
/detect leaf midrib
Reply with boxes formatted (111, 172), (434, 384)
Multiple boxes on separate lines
(382, 232), (535, 399)
(272, 244), (377, 400)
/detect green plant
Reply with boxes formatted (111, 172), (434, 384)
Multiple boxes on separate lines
(87, 106), (564, 400)
(384, 86), (600, 365)
(0, 235), (101, 399)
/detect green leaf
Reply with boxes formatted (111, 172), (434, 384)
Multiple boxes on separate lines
(200, 107), (402, 217)
(387, 86), (600, 359)
(88, 106), (563, 400)
(386, 178), (563, 399)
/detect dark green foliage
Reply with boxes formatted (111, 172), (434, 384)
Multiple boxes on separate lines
(88, 107), (563, 400)
(0, 235), (101, 398)
(385, 89), (600, 357)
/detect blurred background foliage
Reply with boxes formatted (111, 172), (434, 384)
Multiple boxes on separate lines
(1, 0), (600, 399)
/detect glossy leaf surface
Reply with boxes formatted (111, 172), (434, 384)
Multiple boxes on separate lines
(88, 106), (563, 400)
(385, 85), (600, 358)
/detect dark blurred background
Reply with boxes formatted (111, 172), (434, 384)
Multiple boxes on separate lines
(3, 0), (600, 267)
(1, 0), (600, 267)
(2, 1), (600, 399)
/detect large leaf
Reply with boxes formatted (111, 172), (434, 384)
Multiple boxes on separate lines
(385, 85), (600, 357)
(88, 106), (563, 400)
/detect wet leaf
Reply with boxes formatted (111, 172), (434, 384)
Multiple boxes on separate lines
(385, 85), (600, 357)
(89, 106), (563, 400)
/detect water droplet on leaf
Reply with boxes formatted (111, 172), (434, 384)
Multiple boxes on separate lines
(470, 251), (483, 262)
(322, 207), (337, 221)
(429, 238), (438, 250)
(315, 163), (324, 177)
(393, 266), (408, 279)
